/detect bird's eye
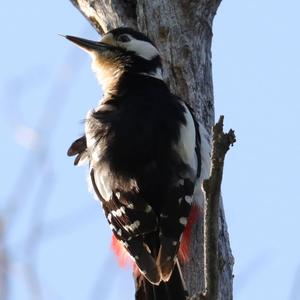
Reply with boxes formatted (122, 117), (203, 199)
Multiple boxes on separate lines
(117, 34), (130, 43)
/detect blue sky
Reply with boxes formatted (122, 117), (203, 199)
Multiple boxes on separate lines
(1, 1), (300, 300)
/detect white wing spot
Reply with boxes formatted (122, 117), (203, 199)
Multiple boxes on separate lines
(131, 220), (140, 230)
(172, 241), (178, 246)
(160, 213), (168, 218)
(115, 209), (122, 217)
(145, 205), (152, 213)
(184, 195), (193, 205)
(117, 229), (122, 236)
(124, 220), (140, 232)
(179, 217), (187, 225)
(109, 224), (116, 231)
(135, 255), (139, 260)
(127, 203), (134, 209)
(174, 104), (197, 176)
(178, 197), (183, 205)
(107, 213), (112, 222)
(178, 179), (184, 186)
(144, 244), (151, 254)
(112, 206), (125, 217)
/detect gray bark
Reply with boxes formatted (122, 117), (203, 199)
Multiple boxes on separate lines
(69, 1), (234, 299)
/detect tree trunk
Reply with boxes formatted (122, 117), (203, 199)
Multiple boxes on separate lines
(69, 0), (234, 299)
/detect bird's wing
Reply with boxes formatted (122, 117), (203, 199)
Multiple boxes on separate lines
(157, 101), (201, 281)
(89, 167), (161, 284)
(67, 136), (89, 166)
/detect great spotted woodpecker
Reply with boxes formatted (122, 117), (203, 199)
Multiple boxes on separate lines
(65, 27), (211, 300)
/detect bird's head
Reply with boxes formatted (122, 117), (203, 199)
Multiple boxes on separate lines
(63, 27), (163, 93)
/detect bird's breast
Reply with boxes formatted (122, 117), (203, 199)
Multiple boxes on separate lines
(85, 94), (186, 182)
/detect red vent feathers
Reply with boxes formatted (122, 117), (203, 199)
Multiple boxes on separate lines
(111, 204), (201, 268)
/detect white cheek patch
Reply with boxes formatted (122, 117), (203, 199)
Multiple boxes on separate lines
(125, 39), (159, 60)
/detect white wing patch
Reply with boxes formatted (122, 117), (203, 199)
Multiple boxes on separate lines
(193, 123), (212, 207)
(199, 122), (212, 182)
(93, 168), (113, 201)
(173, 104), (212, 208)
(174, 103), (198, 177)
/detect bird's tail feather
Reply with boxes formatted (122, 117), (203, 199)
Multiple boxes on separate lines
(135, 260), (188, 300)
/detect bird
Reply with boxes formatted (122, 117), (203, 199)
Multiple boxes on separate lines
(64, 27), (211, 300)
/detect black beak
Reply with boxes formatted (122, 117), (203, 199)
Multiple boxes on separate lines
(62, 35), (115, 52)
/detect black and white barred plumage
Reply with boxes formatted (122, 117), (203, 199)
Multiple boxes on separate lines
(66, 27), (203, 299)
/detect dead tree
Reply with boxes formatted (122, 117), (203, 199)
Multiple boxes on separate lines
(69, 1), (234, 299)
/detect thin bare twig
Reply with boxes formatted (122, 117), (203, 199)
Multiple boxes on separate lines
(190, 116), (235, 300)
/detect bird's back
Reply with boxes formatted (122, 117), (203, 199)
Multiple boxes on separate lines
(86, 73), (188, 212)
